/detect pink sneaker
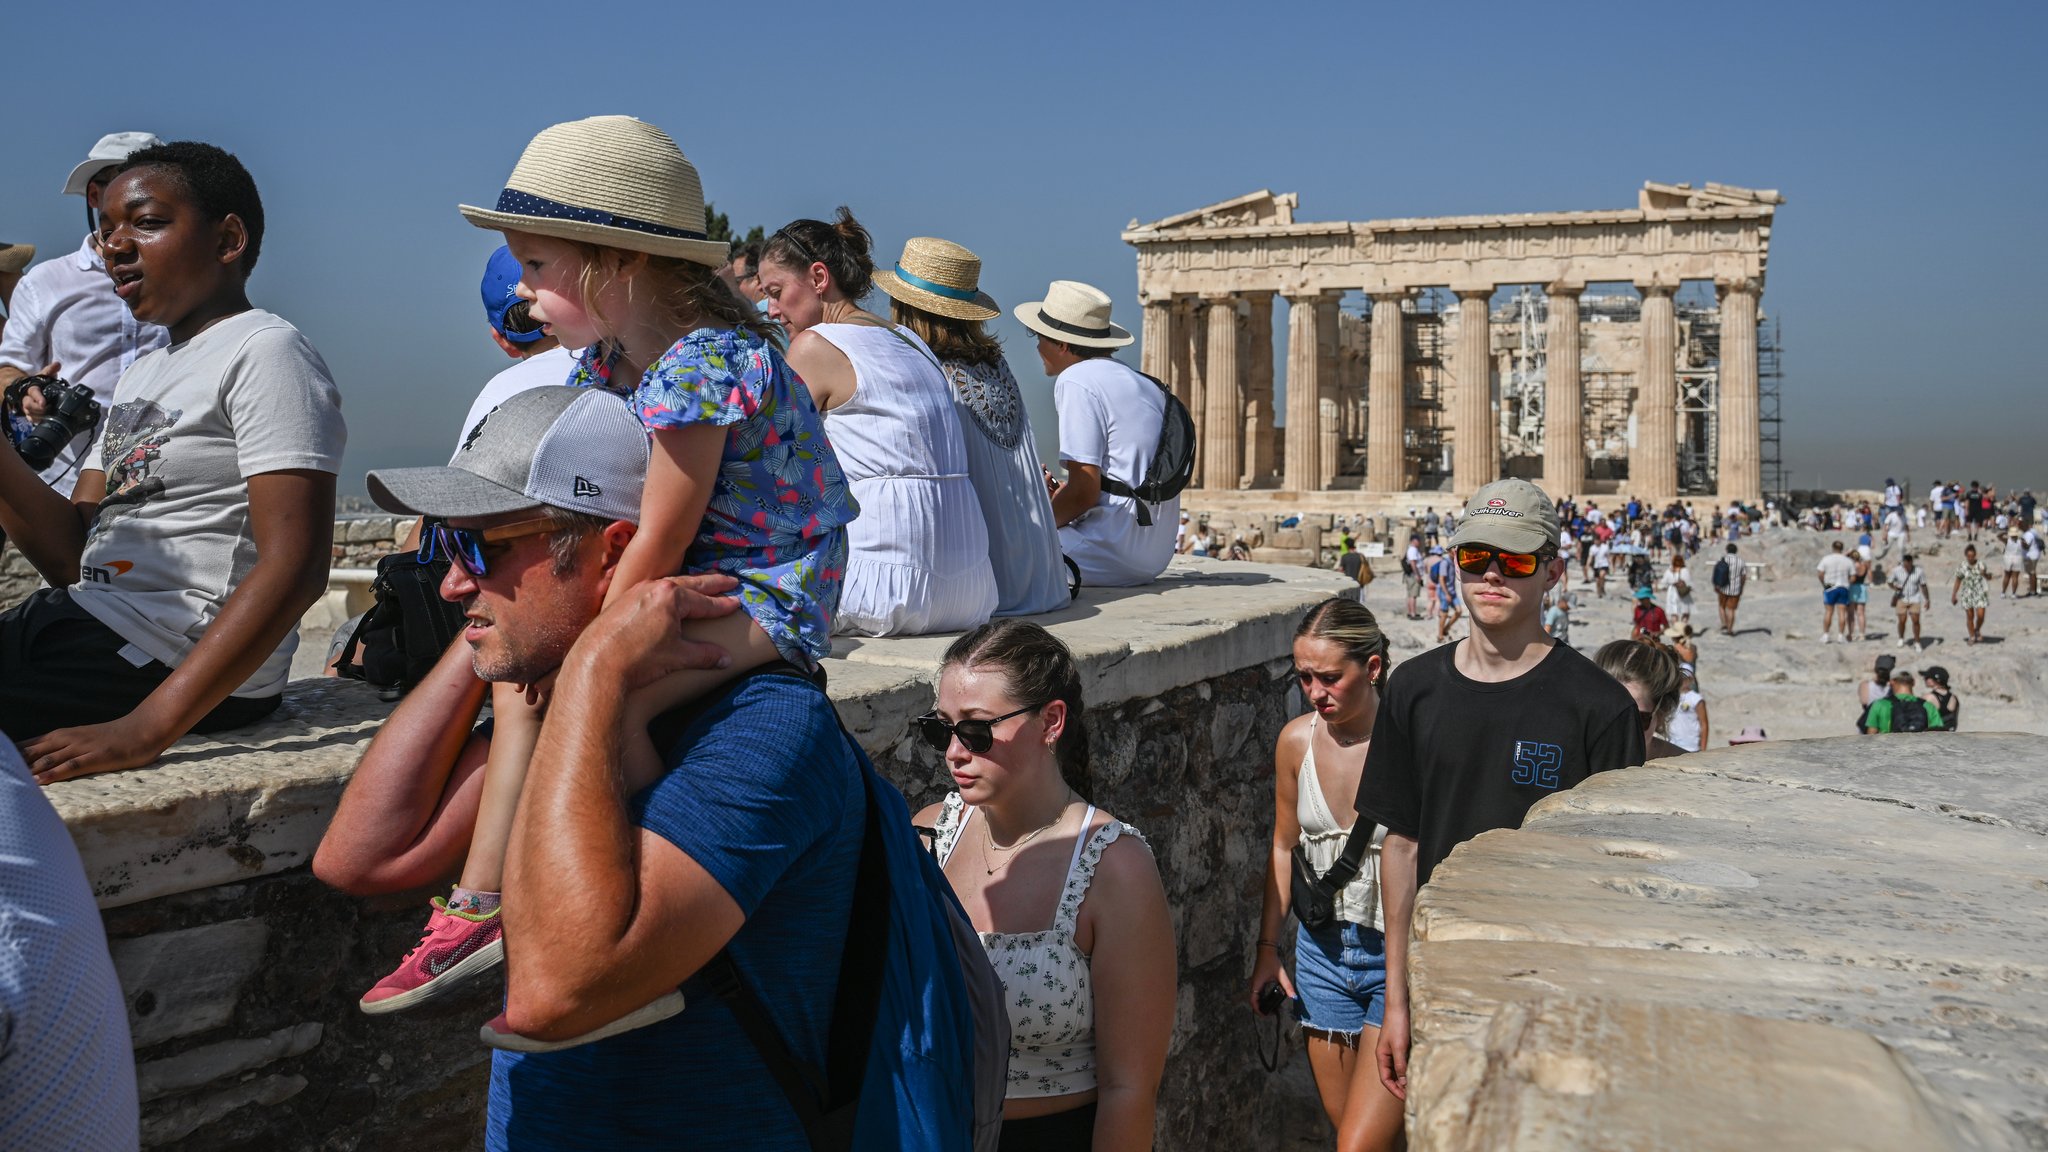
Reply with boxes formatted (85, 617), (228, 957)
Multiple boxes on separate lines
(359, 898), (504, 1015)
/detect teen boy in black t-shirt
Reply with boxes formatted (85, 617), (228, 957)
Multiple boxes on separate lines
(1354, 477), (1643, 1103)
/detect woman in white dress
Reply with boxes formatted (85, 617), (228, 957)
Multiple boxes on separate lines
(1659, 552), (1694, 625)
(758, 209), (997, 635)
(873, 237), (1068, 616)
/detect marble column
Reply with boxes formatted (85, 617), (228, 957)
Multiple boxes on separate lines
(1140, 295), (1172, 385)
(1283, 293), (1322, 492)
(1316, 293), (1342, 489)
(1717, 278), (1762, 504)
(1366, 291), (1406, 493)
(1542, 283), (1584, 499)
(1635, 282), (1679, 500)
(1201, 294), (1242, 491)
(1452, 287), (1498, 495)
(1179, 297), (1207, 481)
(1243, 292), (1276, 486)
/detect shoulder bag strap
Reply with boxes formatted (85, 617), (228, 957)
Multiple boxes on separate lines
(1316, 815), (1377, 891)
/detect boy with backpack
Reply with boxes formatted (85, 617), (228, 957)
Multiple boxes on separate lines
(1023, 280), (1191, 587)
(1860, 668), (1944, 734)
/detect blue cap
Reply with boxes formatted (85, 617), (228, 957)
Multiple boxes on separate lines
(482, 246), (544, 345)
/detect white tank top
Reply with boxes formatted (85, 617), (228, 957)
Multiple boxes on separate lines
(932, 793), (1144, 1099)
(1295, 716), (1384, 931)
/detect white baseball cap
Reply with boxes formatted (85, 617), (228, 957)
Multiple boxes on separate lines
(367, 386), (647, 522)
(64, 132), (164, 196)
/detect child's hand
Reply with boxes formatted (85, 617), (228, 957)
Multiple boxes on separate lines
(567, 574), (741, 693)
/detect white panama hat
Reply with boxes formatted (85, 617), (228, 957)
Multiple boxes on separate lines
(63, 131), (163, 196)
(1013, 280), (1133, 348)
(459, 116), (730, 268)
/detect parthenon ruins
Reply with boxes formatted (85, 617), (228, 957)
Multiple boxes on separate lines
(1125, 181), (1784, 507)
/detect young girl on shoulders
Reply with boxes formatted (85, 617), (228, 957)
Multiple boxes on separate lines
(358, 117), (857, 1045)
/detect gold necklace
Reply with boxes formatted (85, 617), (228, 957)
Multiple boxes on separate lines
(980, 790), (1073, 876)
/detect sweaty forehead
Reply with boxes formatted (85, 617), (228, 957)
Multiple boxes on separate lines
(106, 166), (190, 213)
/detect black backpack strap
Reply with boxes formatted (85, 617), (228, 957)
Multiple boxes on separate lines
(675, 670), (889, 1152)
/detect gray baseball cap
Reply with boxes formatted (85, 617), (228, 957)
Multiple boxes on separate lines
(64, 131), (163, 196)
(367, 386), (647, 522)
(1447, 478), (1560, 553)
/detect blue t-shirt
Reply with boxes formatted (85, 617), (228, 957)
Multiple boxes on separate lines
(487, 674), (864, 1150)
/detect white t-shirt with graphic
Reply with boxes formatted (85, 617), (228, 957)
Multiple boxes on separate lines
(74, 310), (346, 698)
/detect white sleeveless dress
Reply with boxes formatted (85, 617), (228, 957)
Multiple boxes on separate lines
(811, 323), (998, 636)
(1296, 716), (1384, 930)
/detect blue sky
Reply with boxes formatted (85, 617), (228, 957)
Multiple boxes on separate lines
(4, 0), (2042, 496)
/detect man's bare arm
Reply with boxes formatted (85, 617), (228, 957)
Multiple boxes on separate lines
(313, 640), (492, 894)
(1052, 460), (1103, 527)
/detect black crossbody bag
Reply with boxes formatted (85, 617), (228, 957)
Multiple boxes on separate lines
(1291, 818), (1376, 930)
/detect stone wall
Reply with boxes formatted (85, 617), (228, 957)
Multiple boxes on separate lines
(1404, 734), (2046, 1150)
(48, 557), (1358, 1150)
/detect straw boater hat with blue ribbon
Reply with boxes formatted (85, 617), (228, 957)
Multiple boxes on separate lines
(872, 237), (1000, 322)
(458, 116), (730, 269)
(1013, 280), (1133, 348)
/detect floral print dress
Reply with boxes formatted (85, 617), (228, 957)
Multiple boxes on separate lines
(570, 327), (857, 666)
(1955, 560), (1991, 610)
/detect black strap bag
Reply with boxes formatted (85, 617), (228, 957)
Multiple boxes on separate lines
(1290, 818), (1376, 930)
(333, 549), (468, 698)
(1097, 371), (1195, 527)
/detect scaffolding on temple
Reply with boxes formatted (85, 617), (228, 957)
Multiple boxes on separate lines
(1676, 296), (1721, 495)
(1403, 291), (1451, 491)
(1498, 287), (1547, 481)
(1758, 314), (1786, 502)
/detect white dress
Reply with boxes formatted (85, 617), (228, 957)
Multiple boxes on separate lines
(941, 356), (1069, 616)
(812, 323), (998, 635)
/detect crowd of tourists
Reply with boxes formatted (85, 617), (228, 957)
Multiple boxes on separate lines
(0, 119), (2010, 1152)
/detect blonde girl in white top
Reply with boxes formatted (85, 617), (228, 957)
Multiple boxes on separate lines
(1248, 598), (1403, 1152)
(914, 620), (1174, 1151)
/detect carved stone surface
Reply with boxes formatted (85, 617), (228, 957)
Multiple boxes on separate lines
(1407, 734), (2047, 1150)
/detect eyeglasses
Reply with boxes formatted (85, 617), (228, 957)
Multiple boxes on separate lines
(914, 703), (1043, 754)
(1453, 544), (1553, 579)
(417, 515), (558, 577)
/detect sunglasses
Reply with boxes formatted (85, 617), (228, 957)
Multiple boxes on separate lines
(1453, 544), (1553, 579)
(417, 515), (558, 577)
(914, 703), (1043, 754)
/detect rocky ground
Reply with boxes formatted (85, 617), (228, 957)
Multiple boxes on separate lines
(1363, 526), (2048, 741)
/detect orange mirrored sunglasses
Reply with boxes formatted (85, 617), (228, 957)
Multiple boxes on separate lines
(1453, 544), (1550, 578)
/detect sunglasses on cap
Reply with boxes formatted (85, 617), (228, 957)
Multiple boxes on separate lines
(914, 703), (1044, 754)
(417, 515), (558, 577)
(1453, 544), (1553, 579)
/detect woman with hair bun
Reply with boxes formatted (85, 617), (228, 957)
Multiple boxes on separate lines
(758, 208), (998, 635)
(1248, 597), (1403, 1152)
(915, 620), (1175, 1150)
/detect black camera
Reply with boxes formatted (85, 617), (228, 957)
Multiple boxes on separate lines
(5, 374), (102, 471)
(1256, 981), (1288, 1018)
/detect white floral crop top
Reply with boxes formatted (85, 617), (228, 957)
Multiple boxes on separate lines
(932, 792), (1145, 1099)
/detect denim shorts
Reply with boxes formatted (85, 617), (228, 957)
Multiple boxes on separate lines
(1823, 586), (1850, 606)
(1849, 583), (1868, 605)
(1292, 920), (1387, 1037)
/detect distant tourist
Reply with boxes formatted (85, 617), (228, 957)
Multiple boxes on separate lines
(1889, 553), (1928, 651)
(0, 131), (169, 494)
(1667, 664), (1708, 752)
(451, 245), (577, 455)
(918, 621), (1174, 1149)
(1849, 543), (1874, 641)
(1594, 639), (1688, 759)
(1248, 599), (1402, 1152)
(1018, 280), (1181, 586)
(1182, 519), (1217, 558)
(1429, 545), (1461, 644)
(1588, 534), (1612, 599)
(1402, 535), (1425, 619)
(0, 735), (137, 1151)
(1659, 551), (1694, 627)
(1355, 478), (1644, 1104)
(1817, 540), (1856, 644)
(1952, 543), (1991, 645)
(761, 208), (1000, 633)
(2001, 527), (2026, 599)
(873, 236), (1068, 616)
(1859, 668), (1944, 734)
(1710, 542), (1744, 635)
(1857, 653), (1896, 731)
(1543, 589), (1572, 646)
(1921, 665), (1960, 731)
(0, 142), (345, 780)
(1629, 586), (1667, 642)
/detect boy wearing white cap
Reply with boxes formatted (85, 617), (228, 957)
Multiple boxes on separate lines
(0, 131), (170, 494)
(1353, 478), (1643, 1104)
(1019, 280), (1179, 586)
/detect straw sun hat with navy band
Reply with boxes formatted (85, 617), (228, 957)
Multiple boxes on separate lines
(458, 116), (730, 269)
(1014, 280), (1134, 349)
(873, 237), (1000, 322)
